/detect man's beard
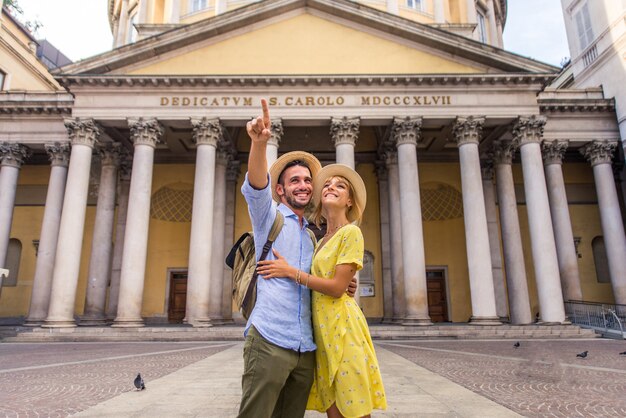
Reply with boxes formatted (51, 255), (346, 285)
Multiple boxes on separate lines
(284, 189), (310, 209)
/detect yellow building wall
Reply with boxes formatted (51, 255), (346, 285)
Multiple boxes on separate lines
(0, 12), (61, 91)
(129, 13), (481, 75)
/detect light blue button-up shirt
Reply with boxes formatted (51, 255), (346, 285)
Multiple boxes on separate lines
(241, 173), (316, 352)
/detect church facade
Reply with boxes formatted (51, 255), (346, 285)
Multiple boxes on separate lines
(0, 0), (623, 327)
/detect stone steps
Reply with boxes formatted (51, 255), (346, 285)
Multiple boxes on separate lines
(0, 324), (599, 343)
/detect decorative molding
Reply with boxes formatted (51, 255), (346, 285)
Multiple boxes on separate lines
(480, 158), (494, 180)
(0, 143), (31, 168)
(226, 160), (241, 183)
(512, 115), (546, 146)
(581, 141), (618, 167)
(492, 140), (517, 165)
(128, 117), (164, 148)
(44, 142), (70, 167)
(392, 116), (422, 147)
(64, 118), (101, 148)
(56, 74), (556, 90)
(269, 119), (283, 148)
(452, 116), (485, 146)
(190, 117), (221, 147)
(542, 140), (569, 165)
(374, 160), (388, 181)
(330, 116), (360, 147)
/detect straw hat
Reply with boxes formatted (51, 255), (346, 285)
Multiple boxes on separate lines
(269, 151), (322, 203)
(312, 164), (367, 222)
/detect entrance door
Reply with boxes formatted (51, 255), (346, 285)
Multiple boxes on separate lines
(168, 271), (188, 323)
(426, 269), (449, 322)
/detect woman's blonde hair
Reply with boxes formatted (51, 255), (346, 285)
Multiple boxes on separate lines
(311, 175), (363, 227)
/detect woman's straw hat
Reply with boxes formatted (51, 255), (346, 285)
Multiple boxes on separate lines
(312, 163), (367, 222)
(269, 151), (322, 202)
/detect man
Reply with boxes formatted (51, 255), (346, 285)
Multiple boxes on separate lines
(238, 99), (354, 418)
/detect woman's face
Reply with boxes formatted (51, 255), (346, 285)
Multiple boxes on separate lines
(321, 176), (352, 212)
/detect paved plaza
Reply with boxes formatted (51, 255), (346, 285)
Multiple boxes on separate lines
(1, 338), (625, 417)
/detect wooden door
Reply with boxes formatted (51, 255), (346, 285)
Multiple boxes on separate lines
(168, 271), (188, 323)
(426, 269), (449, 322)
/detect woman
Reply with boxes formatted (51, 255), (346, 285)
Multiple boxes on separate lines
(257, 163), (387, 418)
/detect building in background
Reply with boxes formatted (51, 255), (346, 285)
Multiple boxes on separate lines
(36, 39), (72, 70)
(0, 1), (623, 330)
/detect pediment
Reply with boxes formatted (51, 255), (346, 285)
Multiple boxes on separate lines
(57, 0), (557, 77)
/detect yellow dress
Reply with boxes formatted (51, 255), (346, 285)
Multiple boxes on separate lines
(306, 224), (387, 417)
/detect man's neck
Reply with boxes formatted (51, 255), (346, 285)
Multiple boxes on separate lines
(284, 203), (306, 227)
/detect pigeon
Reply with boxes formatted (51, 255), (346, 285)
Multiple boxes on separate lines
(576, 351), (588, 359)
(513, 341), (520, 348)
(134, 373), (146, 390)
(620, 351), (626, 355)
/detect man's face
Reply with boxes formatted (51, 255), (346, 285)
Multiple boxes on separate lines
(276, 165), (313, 210)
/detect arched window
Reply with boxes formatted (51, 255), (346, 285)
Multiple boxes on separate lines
(4, 238), (22, 286)
(189, 0), (208, 13)
(591, 236), (610, 283)
(406, 0), (423, 11)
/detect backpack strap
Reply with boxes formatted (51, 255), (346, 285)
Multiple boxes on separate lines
(242, 211), (284, 312)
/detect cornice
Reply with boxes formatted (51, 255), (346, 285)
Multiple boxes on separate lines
(538, 98), (616, 113)
(59, 0), (555, 76)
(0, 92), (74, 115)
(56, 73), (555, 90)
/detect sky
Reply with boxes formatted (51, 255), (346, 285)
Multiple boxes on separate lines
(16, 0), (570, 67)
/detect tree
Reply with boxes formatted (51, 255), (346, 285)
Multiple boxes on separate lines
(2, 0), (42, 35)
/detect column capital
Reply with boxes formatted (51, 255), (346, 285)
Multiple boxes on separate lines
(128, 118), (164, 148)
(269, 119), (284, 148)
(492, 140), (517, 165)
(581, 141), (618, 166)
(375, 160), (388, 181)
(45, 142), (70, 167)
(226, 160), (241, 183)
(191, 117), (222, 147)
(119, 156), (133, 181)
(512, 115), (546, 146)
(452, 116), (485, 146)
(97, 142), (125, 167)
(0, 142), (31, 168)
(64, 118), (101, 148)
(480, 158), (494, 180)
(392, 116), (422, 147)
(542, 140), (568, 165)
(330, 116), (360, 147)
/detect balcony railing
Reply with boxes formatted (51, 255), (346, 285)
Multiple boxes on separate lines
(581, 44), (598, 68)
(565, 300), (626, 339)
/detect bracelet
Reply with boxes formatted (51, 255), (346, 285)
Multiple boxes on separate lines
(304, 272), (310, 288)
(296, 269), (301, 285)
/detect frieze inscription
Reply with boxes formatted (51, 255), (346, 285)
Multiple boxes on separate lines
(159, 95), (453, 107)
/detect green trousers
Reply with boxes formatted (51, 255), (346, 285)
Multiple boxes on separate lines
(237, 326), (315, 418)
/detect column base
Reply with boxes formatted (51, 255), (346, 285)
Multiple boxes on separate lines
(402, 316), (432, 326)
(469, 316), (502, 325)
(42, 319), (77, 328)
(111, 318), (145, 328)
(192, 318), (214, 328)
(22, 318), (45, 327)
(536, 321), (567, 326)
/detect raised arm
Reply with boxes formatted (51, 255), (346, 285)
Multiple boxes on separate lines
(246, 98), (272, 189)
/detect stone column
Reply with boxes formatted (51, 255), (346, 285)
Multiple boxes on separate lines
(215, 0), (227, 15)
(486, 0), (499, 45)
(434, 0), (446, 23)
(582, 141), (626, 304)
(481, 159), (508, 321)
(137, 0), (149, 23)
(209, 145), (230, 323)
(331, 117), (359, 169)
(169, 0), (180, 23)
(375, 161), (393, 322)
(222, 160), (240, 322)
(452, 117), (500, 324)
(112, 118), (163, 327)
(185, 117), (221, 326)
(493, 140), (532, 325)
(466, 0), (477, 24)
(106, 160), (131, 320)
(115, 0), (130, 47)
(81, 143), (123, 325)
(514, 116), (565, 324)
(0, 143), (30, 296)
(392, 117), (431, 325)
(267, 119), (283, 167)
(543, 140), (583, 302)
(44, 119), (100, 328)
(386, 0), (399, 14)
(24, 143), (70, 326)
